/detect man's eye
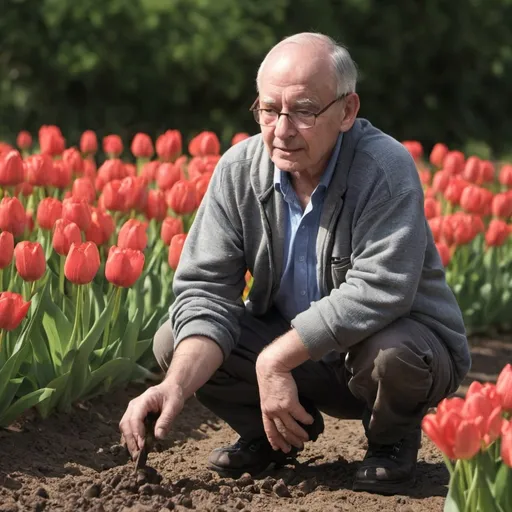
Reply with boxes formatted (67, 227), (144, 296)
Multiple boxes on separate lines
(295, 111), (314, 117)
(261, 109), (278, 114)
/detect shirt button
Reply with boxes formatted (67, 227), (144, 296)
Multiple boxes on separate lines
(300, 290), (306, 296)
(301, 225), (306, 230)
(299, 255), (305, 262)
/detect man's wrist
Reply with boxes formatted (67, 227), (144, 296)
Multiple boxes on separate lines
(257, 329), (311, 372)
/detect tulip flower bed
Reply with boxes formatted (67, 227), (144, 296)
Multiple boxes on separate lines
(0, 126), (252, 427)
(402, 141), (512, 334)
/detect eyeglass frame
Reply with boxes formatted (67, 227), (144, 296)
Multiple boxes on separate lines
(249, 92), (350, 129)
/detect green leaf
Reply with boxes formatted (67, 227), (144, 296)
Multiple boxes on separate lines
(134, 338), (152, 361)
(0, 343), (30, 405)
(494, 464), (512, 512)
(42, 297), (73, 366)
(0, 388), (54, 427)
(0, 377), (24, 416)
(443, 461), (465, 512)
(83, 358), (132, 398)
(37, 372), (71, 418)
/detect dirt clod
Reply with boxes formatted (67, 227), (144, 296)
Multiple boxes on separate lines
(84, 483), (102, 499)
(272, 479), (291, 498)
(34, 487), (49, 499)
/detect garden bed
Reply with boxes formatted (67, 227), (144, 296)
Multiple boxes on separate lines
(0, 335), (509, 512)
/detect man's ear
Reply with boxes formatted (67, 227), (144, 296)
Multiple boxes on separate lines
(340, 93), (360, 132)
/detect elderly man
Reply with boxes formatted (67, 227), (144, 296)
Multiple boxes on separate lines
(120, 32), (470, 495)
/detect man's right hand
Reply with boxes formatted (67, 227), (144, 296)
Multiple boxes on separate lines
(119, 381), (185, 459)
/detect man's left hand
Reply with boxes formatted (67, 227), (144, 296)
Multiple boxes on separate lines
(255, 340), (314, 453)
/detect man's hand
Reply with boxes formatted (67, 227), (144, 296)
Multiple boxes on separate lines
(119, 381), (184, 460)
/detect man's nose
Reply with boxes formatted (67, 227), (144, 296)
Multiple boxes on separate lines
(274, 113), (296, 139)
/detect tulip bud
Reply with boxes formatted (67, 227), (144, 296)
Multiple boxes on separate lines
(191, 173), (212, 205)
(491, 192), (512, 219)
(14, 241), (46, 282)
(25, 153), (53, 187)
(64, 242), (101, 285)
(119, 176), (147, 211)
(435, 242), (451, 267)
(103, 134), (123, 157)
(105, 246), (145, 288)
(145, 189), (167, 221)
(402, 140), (423, 161)
(51, 160), (73, 189)
(496, 363), (512, 412)
(189, 131), (221, 157)
(83, 158), (97, 182)
(36, 197), (63, 230)
(231, 132), (250, 146)
(72, 177), (96, 203)
(39, 125), (65, 156)
(62, 197), (91, 231)
(499, 164), (512, 189)
(117, 219), (148, 251)
(461, 156), (482, 185)
(0, 292), (31, 331)
(432, 170), (451, 195)
(0, 197), (26, 237)
(443, 151), (465, 175)
(62, 147), (84, 175)
(16, 131), (32, 150)
(502, 421), (512, 468)
(52, 219), (82, 256)
(131, 133), (154, 159)
(428, 216), (443, 243)
(141, 161), (160, 183)
(156, 130), (182, 161)
(161, 217), (184, 245)
(485, 219), (509, 247)
(0, 231), (14, 269)
(85, 207), (115, 246)
(80, 130), (98, 155)
(96, 158), (127, 191)
(0, 150), (24, 186)
(480, 160), (495, 183)
(424, 197), (441, 219)
(156, 162), (182, 191)
(168, 233), (187, 270)
(444, 177), (468, 206)
(166, 180), (197, 215)
(429, 143), (449, 168)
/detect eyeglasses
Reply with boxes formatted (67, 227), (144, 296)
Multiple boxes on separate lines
(249, 93), (349, 129)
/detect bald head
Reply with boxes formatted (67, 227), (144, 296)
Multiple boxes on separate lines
(256, 33), (358, 97)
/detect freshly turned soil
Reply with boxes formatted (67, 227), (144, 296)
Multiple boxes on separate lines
(0, 336), (509, 512)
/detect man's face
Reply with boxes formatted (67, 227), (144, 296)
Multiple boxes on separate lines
(257, 44), (354, 175)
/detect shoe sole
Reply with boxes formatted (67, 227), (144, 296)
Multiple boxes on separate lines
(208, 458), (289, 479)
(352, 475), (416, 495)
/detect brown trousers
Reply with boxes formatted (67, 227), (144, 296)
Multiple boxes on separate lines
(153, 308), (456, 444)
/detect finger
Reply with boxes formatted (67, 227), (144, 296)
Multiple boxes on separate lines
(154, 398), (182, 440)
(277, 414), (308, 448)
(263, 413), (291, 453)
(119, 408), (143, 458)
(290, 402), (314, 426)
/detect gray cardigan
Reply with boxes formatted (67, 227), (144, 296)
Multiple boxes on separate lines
(170, 119), (471, 388)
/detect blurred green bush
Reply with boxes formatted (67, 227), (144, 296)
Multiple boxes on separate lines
(2, 0), (512, 155)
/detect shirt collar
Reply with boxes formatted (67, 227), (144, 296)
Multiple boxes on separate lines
(274, 132), (344, 194)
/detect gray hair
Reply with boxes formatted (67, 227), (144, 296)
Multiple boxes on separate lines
(256, 33), (358, 97)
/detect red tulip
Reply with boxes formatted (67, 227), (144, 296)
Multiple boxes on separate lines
(14, 241), (46, 282)
(145, 189), (167, 221)
(191, 173), (212, 204)
(16, 131), (32, 150)
(424, 197), (441, 219)
(105, 246), (145, 288)
(491, 192), (512, 219)
(80, 130), (98, 155)
(231, 132), (250, 146)
(83, 158), (97, 182)
(95, 158), (127, 191)
(131, 133), (154, 159)
(0, 292), (31, 331)
(166, 180), (197, 215)
(64, 242), (101, 285)
(499, 164), (512, 189)
(0, 197), (26, 237)
(85, 208), (115, 246)
(36, 197), (63, 230)
(62, 147), (84, 175)
(428, 216), (444, 243)
(25, 209), (34, 234)
(156, 130), (182, 161)
(141, 161), (160, 183)
(422, 397), (481, 460)
(189, 131), (221, 157)
(187, 155), (220, 180)
(429, 143), (449, 168)
(25, 154), (53, 187)
(0, 150), (24, 186)
(156, 162), (182, 191)
(432, 170), (451, 195)
(168, 233), (187, 270)
(402, 140), (423, 161)
(480, 160), (495, 183)
(39, 125), (65, 156)
(50, 160), (73, 189)
(62, 197), (91, 231)
(52, 219), (82, 256)
(502, 421), (512, 468)
(444, 177), (468, 206)
(72, 177), (96, 203)
(418, 169), (431, 186)
(443, 151), (465, 175)
(460, 185), (489, 215)
(14, 182), (33, 198)
(435, 242), (451, 267)
(117, 219), (148, 251)
(103, 135), (123, 157)
(461, 156), (482, 184)
(161, 216), (184, 245)
(0, 231), (14, 269)
(118, 176), (147, 211)
(496, 364), (512, 412)
(485, 219), (509, 247)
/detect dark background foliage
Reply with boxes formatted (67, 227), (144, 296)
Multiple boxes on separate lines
(2, 0), (512, 156)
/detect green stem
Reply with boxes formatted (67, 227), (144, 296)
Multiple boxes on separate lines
(70, 284), (83, 348)
(463, 458), (479, 512)
(30, 280), (36, 299)
(6, 260), (14, 291)
(0, 268), (3, 291)
(0, 329), (4, 353)
(59, 254), (65, 296)
(443, 454), (455, 477)
(102, 286), (121, 349)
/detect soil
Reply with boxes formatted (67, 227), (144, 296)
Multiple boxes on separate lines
(0, 336), (510, 512)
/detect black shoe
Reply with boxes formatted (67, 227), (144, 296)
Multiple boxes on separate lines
(352, 427), (421, 495)
(208, 409), (325, 478)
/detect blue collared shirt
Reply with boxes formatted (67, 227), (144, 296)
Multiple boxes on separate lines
(273, 133), (343, 322)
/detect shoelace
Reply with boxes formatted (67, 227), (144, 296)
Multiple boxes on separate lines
(368, 440), (403, 461)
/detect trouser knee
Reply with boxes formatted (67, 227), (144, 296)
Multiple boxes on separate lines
(152, 318), (174, 372)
